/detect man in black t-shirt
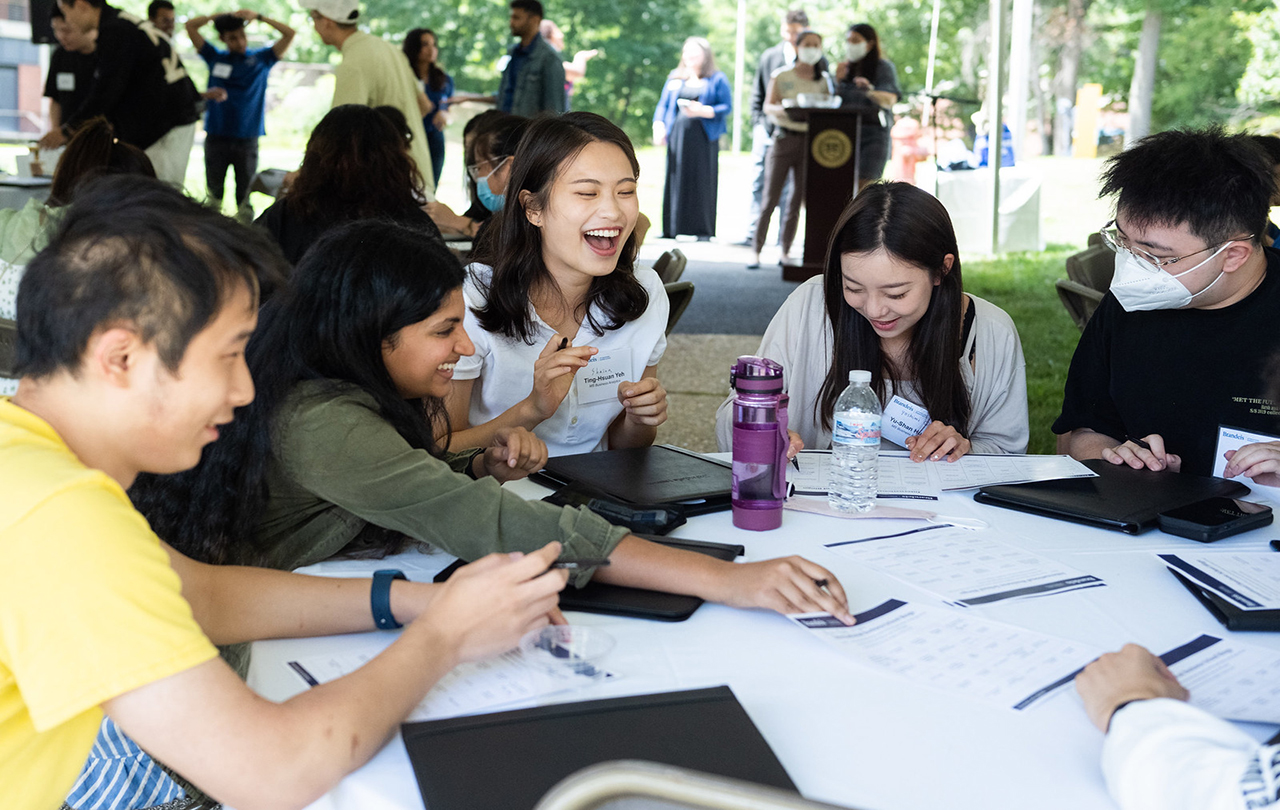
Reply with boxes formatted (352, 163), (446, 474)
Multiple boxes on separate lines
(1054, 127), (1280, 486)
(42, 4), (97, 142)
(47, 0), (201, 186)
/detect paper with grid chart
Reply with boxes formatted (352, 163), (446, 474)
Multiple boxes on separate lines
(287, 647), (615, 721)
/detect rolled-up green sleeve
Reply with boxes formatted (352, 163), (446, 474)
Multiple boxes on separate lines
(278, 389), (628, 585)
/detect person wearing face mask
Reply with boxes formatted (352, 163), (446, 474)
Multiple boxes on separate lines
(1054, 127), (1280, 483)
(465, 115), (528, 251)
(835, 22), (900, 190)
(749, 29), (833, 269)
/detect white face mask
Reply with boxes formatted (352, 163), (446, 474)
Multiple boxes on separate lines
(797, 46), (823, 65)
(845, 41), (869, 62)
(1109, 243), (1231, 312)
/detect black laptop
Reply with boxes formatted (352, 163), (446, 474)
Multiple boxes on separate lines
(435, 535), (743, 621)
(401, 686), (796, 810)
(974, 458), (1250, 534)
(532, 444), (732, 514)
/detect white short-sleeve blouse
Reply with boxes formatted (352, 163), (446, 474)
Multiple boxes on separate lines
(455, 263), (669, 457)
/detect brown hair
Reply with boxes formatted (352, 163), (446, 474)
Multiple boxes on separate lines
(286, 104), (427, 223)
(47, 117), (155, 207)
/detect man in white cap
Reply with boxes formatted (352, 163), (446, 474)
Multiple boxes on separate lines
(300, 0), (436, 198)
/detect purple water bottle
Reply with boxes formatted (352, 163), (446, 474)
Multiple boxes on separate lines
(729, 356), (789, 531)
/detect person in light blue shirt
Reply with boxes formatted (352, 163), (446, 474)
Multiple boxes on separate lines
(186, 9), (295, 218)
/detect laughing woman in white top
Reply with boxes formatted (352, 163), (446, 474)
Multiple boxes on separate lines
(716, 181), (1028, 459)
(445, 112), (670, 457)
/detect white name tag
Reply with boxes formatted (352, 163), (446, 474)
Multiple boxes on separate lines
(55, 72), (75, 91)
(1213, 425), (1280, 479)
(574, 349), (631, 404)
(211, 62), (233, 79)
(881, 395), (931, 448)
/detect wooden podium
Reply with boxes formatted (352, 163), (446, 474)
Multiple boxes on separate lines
(781, 105), (883, 282)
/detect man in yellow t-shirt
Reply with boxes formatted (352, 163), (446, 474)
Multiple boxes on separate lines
(0, 175), (566, 810)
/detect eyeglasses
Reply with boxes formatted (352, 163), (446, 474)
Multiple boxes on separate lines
(1099, 219), (1252, 269)
(466, 155), (509, 183)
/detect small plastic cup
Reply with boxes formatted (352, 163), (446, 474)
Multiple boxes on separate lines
(518, 625), (616, 678)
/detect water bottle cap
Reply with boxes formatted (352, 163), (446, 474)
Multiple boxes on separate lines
(848, 369), (871, 384)
(731, 356), (784, 394)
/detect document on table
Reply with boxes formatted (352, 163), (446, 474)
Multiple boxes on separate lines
(924, 453), (1097, 491)
(787, 451), (1095, 500)
(1160, 553), (1280, 611)
(287, 647), (616, 721)
(789, 599), (1102, 711)
(824, 524), (1105, 607)
(1159, 635), (1280, 724)
(789, 450), (939, 500)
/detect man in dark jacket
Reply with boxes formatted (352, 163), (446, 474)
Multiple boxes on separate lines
(50, 0), (201, 185)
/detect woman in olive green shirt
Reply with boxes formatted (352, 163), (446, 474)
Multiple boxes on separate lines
(131, 218), (853, 623)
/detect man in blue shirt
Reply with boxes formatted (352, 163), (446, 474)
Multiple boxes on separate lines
(187, 9), (295, 219)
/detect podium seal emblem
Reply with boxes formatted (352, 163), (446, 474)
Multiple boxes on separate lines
(811, 129), (852, 169)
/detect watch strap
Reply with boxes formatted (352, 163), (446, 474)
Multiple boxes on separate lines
(371, 569), (407, 630)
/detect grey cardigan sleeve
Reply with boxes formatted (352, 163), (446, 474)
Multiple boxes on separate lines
(966, 297), (1029, 454)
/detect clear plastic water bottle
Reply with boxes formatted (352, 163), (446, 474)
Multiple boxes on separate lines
(829, 370), (881, 512)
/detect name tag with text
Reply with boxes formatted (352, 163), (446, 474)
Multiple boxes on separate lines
(1214, 425), (1280, 479)
(882, 395), (932, 448)
(574, 350), (631, 405)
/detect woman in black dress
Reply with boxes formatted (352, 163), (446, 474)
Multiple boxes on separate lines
(652, 37), (732, 239)
(834, 23), (901, 190)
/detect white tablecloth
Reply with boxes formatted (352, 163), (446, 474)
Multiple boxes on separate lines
(935, 166), (1043, 255)
(245, 471), (1280, 810)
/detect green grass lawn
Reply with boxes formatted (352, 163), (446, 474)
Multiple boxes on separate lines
(964, 246), (1082, 455)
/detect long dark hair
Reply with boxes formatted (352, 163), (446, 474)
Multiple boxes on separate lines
(285, 105), (427, 223)
(473, 112), (648, 343)
(129, 219), (466, 566)
(845, 22), (882, 82)
(47, 117), (156, 206)
(816, 182), (971, 434)
(402, 27), (448, 92)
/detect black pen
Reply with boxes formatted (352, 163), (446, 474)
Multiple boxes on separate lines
(558, 336), (569, 351)
(1126, 436), (1152, 451)
(790, 455), (801, 471)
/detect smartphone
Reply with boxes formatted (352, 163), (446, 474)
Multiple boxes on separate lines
(1157, 497), (1274, 542)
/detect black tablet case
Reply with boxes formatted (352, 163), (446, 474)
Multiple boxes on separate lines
(532, 444), (732, 512)
(401, 685), (796, 810)
(1170, 569), (1280, 632)
(434, 535), (744, 621)
(973, 459), (1250, 534)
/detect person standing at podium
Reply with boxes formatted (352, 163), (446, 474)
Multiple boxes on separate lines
(749, 29), (832, 270)
(652, 37), (731, 240)
(834, 23), (900, 189)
